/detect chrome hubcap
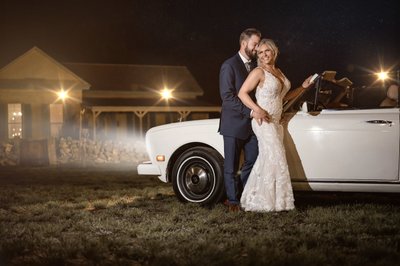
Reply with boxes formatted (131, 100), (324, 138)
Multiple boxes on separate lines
(184, 166), (209, 194)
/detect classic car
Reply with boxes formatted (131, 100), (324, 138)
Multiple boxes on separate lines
(138, 72), (400, 205)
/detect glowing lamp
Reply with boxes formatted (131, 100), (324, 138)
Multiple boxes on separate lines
(57, 90), (68, 101)
(377, 71), (389, 81)
(160, 88), (172, 100)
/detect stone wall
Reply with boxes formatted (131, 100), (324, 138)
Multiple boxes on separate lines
(0, 138), (149, 166)
(58, 137), (148, 164)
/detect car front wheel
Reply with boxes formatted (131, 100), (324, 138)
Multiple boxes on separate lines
(172, 146), (224, 205)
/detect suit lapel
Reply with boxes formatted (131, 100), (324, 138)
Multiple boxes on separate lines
(234, 54), (248, 77)
(250, 60), (257, 71)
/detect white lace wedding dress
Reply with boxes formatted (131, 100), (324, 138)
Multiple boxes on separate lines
(240, 68), (295, 212)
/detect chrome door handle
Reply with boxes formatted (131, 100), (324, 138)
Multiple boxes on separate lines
(365, 120), (393, 126)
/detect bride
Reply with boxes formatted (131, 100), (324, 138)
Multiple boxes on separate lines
(238, 38), (313, 212)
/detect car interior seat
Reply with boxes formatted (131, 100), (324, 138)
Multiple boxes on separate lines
(379, 84), (398, 107)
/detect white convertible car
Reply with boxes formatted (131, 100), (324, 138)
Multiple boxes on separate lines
(138, 75), (400, 205)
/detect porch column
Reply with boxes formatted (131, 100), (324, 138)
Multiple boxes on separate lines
(93, 110), (102, 140)
(134, 111), (147, 138)
(178, 110), (191, 121)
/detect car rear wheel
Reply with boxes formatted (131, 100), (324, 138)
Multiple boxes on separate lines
(172, 146), (225, 205)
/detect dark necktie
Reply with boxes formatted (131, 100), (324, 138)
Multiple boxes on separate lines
(245, 62), (251, 73)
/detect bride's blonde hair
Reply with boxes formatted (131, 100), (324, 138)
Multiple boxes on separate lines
(258, 39), (279, 63)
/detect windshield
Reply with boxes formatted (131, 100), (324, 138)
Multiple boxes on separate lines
(284, 79), (394, 112)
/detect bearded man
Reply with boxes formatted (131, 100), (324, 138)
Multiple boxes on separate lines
(218, 28), (268, 211)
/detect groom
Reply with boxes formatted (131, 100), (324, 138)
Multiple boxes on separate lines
(218, 28), (268, 211)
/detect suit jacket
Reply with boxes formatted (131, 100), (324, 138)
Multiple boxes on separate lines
(218, 53), (257, 140)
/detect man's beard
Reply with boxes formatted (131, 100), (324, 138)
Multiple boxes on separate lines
(245, 46), (257, 60)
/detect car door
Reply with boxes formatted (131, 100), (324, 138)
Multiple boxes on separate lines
(285, 108), (399, 182)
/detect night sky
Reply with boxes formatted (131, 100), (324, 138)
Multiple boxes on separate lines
(1, 0), (398, 104)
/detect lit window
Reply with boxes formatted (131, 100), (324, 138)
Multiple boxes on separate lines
(8, 104), (22, 138)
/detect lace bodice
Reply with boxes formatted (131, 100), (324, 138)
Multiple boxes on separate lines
(256, 68), (291, 122)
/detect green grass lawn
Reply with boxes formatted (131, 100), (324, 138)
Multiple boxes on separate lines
(0, 165), (399, 266)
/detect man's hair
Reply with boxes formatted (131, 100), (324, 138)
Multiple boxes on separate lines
(239, 28), (261, 45)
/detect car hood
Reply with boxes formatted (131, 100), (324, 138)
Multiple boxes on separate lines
(146, 118), (220, 134)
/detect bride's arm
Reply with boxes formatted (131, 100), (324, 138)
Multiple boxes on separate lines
(238, 69), (264, 114)
(284, 75), (314, 101)
(238, 69), (270, 124)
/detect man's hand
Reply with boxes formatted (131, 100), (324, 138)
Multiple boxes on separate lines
(251, 109), (270, 125)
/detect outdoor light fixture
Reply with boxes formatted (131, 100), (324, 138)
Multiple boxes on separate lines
(160, 88), (172, 100)
(377, 71), (389, 81)
(57, 89), (69, 101)
(375, 68), (400, 83)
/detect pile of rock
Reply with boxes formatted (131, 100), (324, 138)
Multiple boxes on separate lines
(58, 137), (81, 164)
(0, 141), (19, 166)
(0, 137), (149, 166)
(57, 137), (148, 165)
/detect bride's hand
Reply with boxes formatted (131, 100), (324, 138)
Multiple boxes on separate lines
(252, 109), (270, 124)
(302, 75), (315, 89)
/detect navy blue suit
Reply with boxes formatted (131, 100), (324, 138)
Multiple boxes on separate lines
(218, 53), (258, 205)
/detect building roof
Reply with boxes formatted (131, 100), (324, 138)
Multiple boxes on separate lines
(0, 47), (90, 91)
(63, 63), (204, 100)
(0, 47), (209, 107)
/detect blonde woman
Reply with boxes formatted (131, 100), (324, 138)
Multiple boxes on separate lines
(238, 39), (313, 212)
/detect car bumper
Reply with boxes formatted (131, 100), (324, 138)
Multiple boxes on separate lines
(137, 161), (161, 176)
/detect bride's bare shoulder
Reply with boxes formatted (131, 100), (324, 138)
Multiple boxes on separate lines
(250, 67), (265, 76)
(248, 67), (265, 85)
